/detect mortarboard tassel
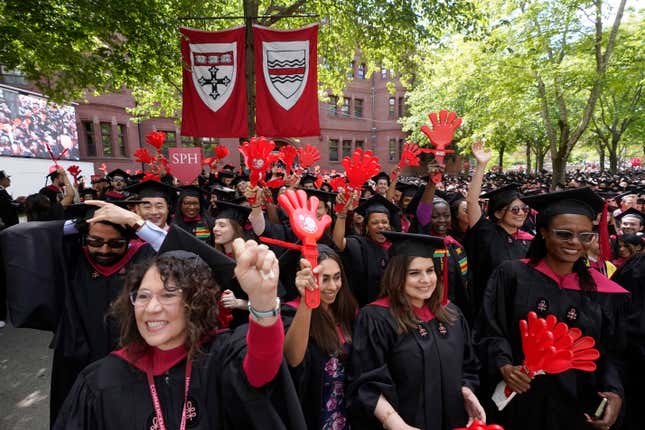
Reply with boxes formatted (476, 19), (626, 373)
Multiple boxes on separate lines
(441, 243), (449, 305)
(599, 201), (611, 263)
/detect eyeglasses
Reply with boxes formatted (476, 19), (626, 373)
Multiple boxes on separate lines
(86, 236), (129, 248)
(551, 229), (598, 244)
(508, 205), (530, 215)
(129, 288), (183, 307)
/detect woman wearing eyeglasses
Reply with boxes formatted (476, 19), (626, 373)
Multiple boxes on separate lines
(54, 238), (306, 429)
(475, 188), (629, 430)
(464, 141), (533, 313)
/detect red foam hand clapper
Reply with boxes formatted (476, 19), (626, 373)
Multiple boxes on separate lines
(279, 145), (298, 175)
(278, 189), (331, 308)
(297, 144), (320, 169)
(454, 420), (504, 430)
(398, 141), (424, 168)
(239, 136), (276, 187)
(335, 148), (380, 213)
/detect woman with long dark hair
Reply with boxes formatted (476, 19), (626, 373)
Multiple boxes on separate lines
(347, 231), (483, 430)
(283, 245), (358, 429)
(54, 239), (305, 429)
(464, 142), (533, 311)
(474, 188), (629, 430)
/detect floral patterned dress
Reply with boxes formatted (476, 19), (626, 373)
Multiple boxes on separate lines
(320, 354), (349, 430)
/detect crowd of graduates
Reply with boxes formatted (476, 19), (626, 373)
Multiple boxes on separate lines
(0, 138), (643, 430)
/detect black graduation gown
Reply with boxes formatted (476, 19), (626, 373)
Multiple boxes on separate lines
(463, 215), (532, 314)
(54, 326), (307, 430)
(340, 236), (389, 307)
(171, 214), (213, 244)
(0, 220), (155, 424)
(611, 253), (644, 430)
(442, 238), (475, 324)
(474, 260), (629, 430)
(282, 302), (353, 430)
(347, 300), (479, 430)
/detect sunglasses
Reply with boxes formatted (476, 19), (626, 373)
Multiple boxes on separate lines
(508, 205), (530, 215)
(85, 236), (129, 249)
(551, 229), (598, 244)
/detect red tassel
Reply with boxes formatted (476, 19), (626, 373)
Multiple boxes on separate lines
(599, 201), (611, 263)
(441, 245), (449, 305)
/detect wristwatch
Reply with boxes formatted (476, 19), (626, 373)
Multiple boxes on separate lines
(248, 298), (280, 320)
(132, 217), (146, 231)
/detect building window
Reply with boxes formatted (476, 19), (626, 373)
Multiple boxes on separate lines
(329, 139), (339, 161)
(354, 98), (364, 118)
(83, 121), (96, 156)
(117, 124), (127, 156)
(347, 61), (355, 79)
(342, 140), (352, 158)
(328, 95), (338, 116)
(341, 97), (351, 117)
(399, 139), (404, 158)
(161, 131), (176, 158)
(355, 140), (364, 150)
(388, 97), (396, 119)
(357, 63), (366, 80)
(100, 122), (112, 156)
(181, 136), (196, 147)
(381, 67), (387, 79)
(389, 138), (397, 161)
(398, 97), (405, 118)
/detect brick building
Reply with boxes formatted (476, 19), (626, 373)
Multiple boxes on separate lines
(2, 62), (409, 175)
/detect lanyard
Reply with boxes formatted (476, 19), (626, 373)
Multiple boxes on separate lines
(146, 360), (192, 430)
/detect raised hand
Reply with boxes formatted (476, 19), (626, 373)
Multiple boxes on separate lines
(398, 142), (424, 168)
(471, 141), (491, 165)
(84, 199), (142, 228)
(278, 189), (331, 244)
(294, 259), (319, 298)
(279, 145), (298, 175)
(343, 148), (381, 188)
(420, 109), (462, 149)
(232, 238), (279, 312)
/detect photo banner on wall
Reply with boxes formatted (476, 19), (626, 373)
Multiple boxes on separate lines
(253, 24), (320, 137)
(180, 26), (248, 138)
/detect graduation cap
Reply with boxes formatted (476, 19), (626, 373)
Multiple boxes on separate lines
(217, 170), (235, 179)
(372, 171), (391, 185)
(355, 193), (399, 219)
(158, 225), (236, 291)
(396, 182), (419, 198)
(614, 190), (639, 205)
(522, 187), (605, 220)
(299, 174), (318, 188)
(231, 174), (249, 187)
(380, 231), (451, 305)
(615, 208), (644, 224)
(480, 184), (524, 217)
(212, 200), (251, 225)
(125, 180), (178, 204)
(302, 188), (338, 204)
(78, 187), (98, 200)
(64, 201), (144, 221)
(0, 170), (10, 180)
(178, 184), (205, 198)
(222, 164), (236, 171)
(106, 169), (129, 180)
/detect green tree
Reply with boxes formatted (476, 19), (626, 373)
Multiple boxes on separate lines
(589, 16), (644, 172)
(0, 0), (478, 135)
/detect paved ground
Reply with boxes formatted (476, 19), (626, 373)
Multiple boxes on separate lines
(0, 323), (52, 430)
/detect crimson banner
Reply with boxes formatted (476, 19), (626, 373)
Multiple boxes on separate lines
(168, 147), (202, 184)
(253, 24), (320, 137)
(180, 26), (248, 138)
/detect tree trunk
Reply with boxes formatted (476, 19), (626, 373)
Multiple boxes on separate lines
(598, 145), (606, 172)
(244, 0), (259, 137)
(498, 145), (505, 170)
(525, 141), (532, 174)
(552, 151), (567, 187)
(608, 140), (619, 173)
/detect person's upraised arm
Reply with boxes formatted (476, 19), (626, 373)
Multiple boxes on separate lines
(466, 141), (491, 228)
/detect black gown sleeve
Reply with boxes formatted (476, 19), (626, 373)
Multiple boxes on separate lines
(473, 261), (518, 377)
(346, 307), (398, 424)
(0, 220), (67, 330)
(52, 362), (103, 430)
(457, 305), (481, 392)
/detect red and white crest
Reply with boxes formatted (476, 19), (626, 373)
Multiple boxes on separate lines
(262, 41), (309, 111)
(189, 42), (237, 112)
